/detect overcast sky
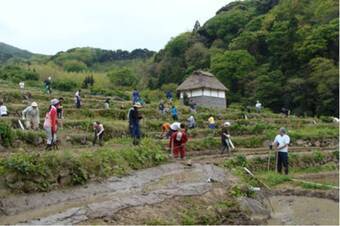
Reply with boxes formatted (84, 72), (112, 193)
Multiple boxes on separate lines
(0, 0), (232, 55)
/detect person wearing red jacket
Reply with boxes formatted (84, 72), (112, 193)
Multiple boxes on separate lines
(169, 124), (188, 159)
(44, 99), (59, 150)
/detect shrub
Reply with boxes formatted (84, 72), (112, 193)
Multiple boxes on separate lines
(53, 79), (78, 91)
(63, 60), (88, 72)
(0, 122), (14, 147)
(0, 65), (39, 82)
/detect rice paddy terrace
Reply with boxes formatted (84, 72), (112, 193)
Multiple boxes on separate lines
(0, 83), (339, 225)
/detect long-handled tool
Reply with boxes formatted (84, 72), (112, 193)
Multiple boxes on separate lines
(267, 144), (273, 171)
(16, 111), (25, 130)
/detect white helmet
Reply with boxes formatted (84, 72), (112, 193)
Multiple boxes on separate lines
(31, 102), (38, 107)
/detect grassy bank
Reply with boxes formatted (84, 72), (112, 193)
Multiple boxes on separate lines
(0, 138), (167, 193)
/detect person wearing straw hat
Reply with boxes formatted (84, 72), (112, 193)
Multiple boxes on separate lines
(221, 121), (234, 154)
(44, 99), (59, 150)
(22, 102), (40, 130)
(128, 102), (143, 145)
(273, 127), (290, 174)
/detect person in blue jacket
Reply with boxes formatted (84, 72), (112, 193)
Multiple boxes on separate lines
(171, 105), (178, 121)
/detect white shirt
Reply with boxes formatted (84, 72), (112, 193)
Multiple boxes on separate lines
(0, 105), (8, 116)
(256, 103), (262, 108)
(170, 122), (181, 131)
(19, 82), (25, 89)
(274, 134), (290, 153)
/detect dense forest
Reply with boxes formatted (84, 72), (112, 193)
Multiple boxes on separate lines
(0, 0), (338, 117)
(148, 0), (339, 116)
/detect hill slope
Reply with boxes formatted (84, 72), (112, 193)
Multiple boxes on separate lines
(0, 42), (33, 63)
(149, 0), (339, 116)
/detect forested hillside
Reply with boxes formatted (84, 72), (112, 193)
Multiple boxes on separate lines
(148, 0), (339, 116)
(0, 0), (338, 117)
(0, 42), (33, 63)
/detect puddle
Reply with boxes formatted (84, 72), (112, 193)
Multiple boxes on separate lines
(268, 195), (339, 225)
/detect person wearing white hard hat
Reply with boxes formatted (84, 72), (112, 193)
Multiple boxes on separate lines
(44, 99), (59, 150)
(22, 102), (40, 130)
(221, 121), (234, 154)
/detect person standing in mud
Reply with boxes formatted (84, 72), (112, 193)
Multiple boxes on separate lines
(128, 103), (143, 145)
(273, 127), (290, 174)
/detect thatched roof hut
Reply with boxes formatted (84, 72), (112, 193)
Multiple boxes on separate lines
(177, 70), (228, 108)
(177, 70), (228, 92)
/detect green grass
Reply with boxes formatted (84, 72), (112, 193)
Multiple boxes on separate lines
(297, 181), (336, 190)
(0, 138), (167, 193)
(258, 172), (292, 186)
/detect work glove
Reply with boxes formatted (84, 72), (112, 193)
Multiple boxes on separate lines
(22, 116), (25, 120)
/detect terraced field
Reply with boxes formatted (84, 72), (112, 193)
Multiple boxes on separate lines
(0, 83), (338, 224)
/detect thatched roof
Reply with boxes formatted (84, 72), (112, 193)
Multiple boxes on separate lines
(177, 70), (228, 91)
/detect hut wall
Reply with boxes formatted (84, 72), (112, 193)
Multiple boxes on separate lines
(181, 96), (226, 108)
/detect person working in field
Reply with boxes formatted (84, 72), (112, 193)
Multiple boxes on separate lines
(44, 76), (52, 94)
(170, 105), (178, 121)
(255, 100), (262, 113)
(128, 102), (143, 145)
(22, 102), (40, 130)
(57, 97), (64, 128)
(208, 115), (216, 129)
(104, 98), (110, 109)
(273, 127), (290, 175)
(168, 121), (182, 138)
(19, 81), (25, 94)
(132, 89), (140, 104)
(161, 122), (171, 138)
(187, 115), (196, 129)
(93, 121), (105, 146)
(44, 99), (59, 150)
(221, 122), (234, 154)
(0, 101), (8, 117)
(159, 100), (165, 116)
(74, 89), (81, 108)
(169, 123), (188, 160)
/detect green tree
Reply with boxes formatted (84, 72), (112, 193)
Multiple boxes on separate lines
(308, 57), (339, 116)
(63, 60), (88, 72)
(211, 50), (256, 102)
(107, 67), (137, 87)
(185, 43), (210, 72)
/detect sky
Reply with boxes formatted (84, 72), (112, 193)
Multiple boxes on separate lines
(0, 0), (232, 55)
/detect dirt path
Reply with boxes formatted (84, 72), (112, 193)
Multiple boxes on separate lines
(0, 162), (236, 225)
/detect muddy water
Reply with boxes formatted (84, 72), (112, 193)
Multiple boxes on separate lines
(0, 163), (234, 225)
(268, 195), (339, 225)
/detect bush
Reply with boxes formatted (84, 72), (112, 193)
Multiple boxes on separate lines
(63, 60), (88, 72)
(107, 67), (137, 87)
(0, 122), (14, 147)
(0, 65), (39, 83)
(53, 79), (78, 91)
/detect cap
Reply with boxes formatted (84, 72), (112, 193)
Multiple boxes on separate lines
(224, 121), (231, 127)
(133, 102), (142, 108)
(31, 102), (38, 107)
